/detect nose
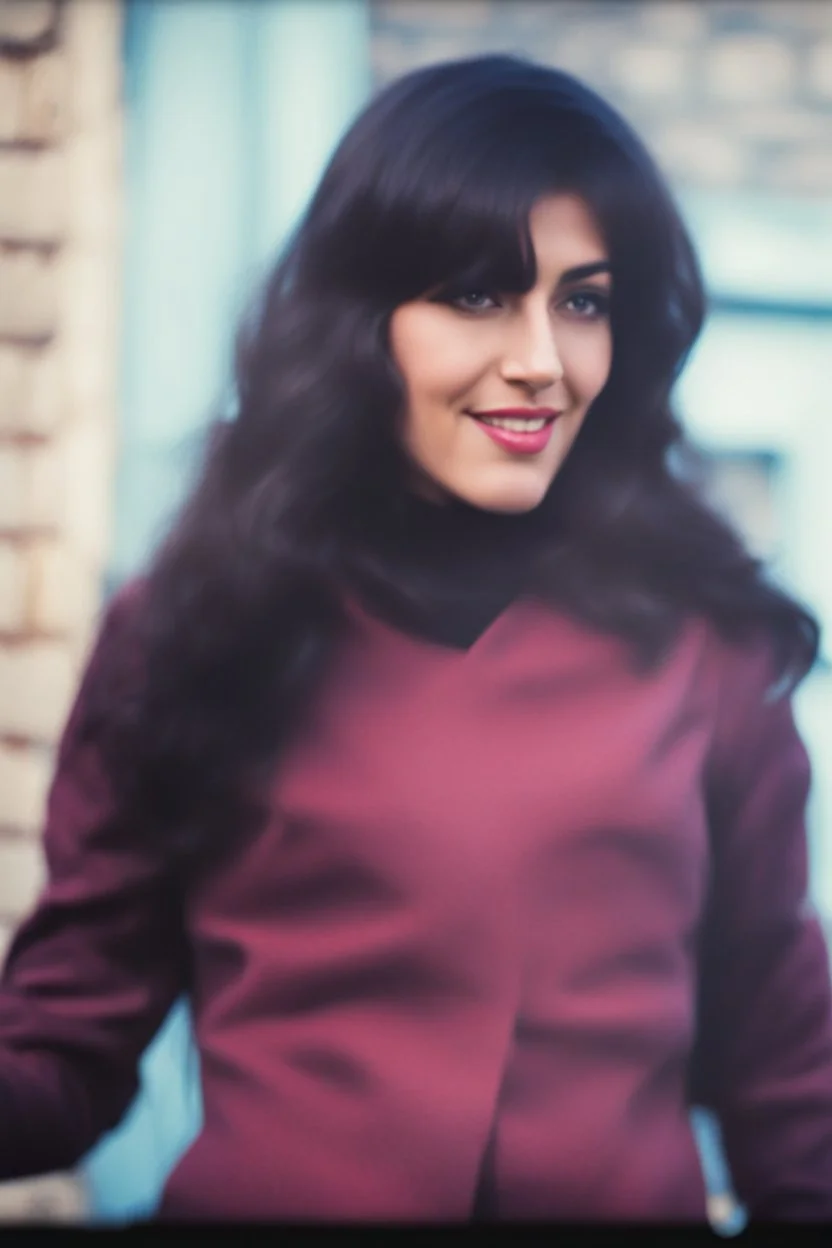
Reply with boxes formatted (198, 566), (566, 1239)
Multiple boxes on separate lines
(499, 304), (563, 392)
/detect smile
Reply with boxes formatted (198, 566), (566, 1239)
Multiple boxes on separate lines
(478, 415), (550, 432)
(467, 408), (561, 455)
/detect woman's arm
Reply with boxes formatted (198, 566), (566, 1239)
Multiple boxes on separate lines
(690, 636), (832, 1220)
(0, 588), (189, 1178)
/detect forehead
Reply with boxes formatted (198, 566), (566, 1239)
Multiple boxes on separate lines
(527, 194), (608, 270)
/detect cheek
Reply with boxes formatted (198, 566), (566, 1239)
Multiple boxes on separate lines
(561, 325), (613, 404)
(409, 349), (483, 412)
(391, 314), (487, 411)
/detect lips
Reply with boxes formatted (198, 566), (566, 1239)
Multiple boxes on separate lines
(467, 408), (561, 455)
(471, 407), (561, 427)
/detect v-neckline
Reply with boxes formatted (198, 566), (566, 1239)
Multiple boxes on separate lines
(345, 594), (533, 664)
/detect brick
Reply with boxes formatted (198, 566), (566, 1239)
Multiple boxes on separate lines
(25, 346), (62, 433)
(27, 437), (64, 529)
(741, 0), (832, 33)
(797, 1), (832, 33)
(0, 345), (62, 436)
(0, 250), (59, 341)
(60, 416), (117, 569)
(0, 57), (66, 146)
(0, 61), (22, 141)
(808, 41), (832, 101)
(0, 541), (27, 632)
(61, 129), (122, 248)
(638, 1), (707, 44)
(544, 2), (638, 42)
(0, 151), (67, 245)
(18, 51), (68, 145)
(612, 42), (691, 99)
(29, 539), (99, 635)
(730, 106), (830, 145)
(0, 349), (24, 431)
(0, 1172), (88, 1224)
(705, 36), (796, 104)
(652, 120), (747, 188)
(481, 0), (558, 35)
(0, 446), (26, 530)
(0, 837), (44, 917)
(415, 0), (493, 27)
(376, 0), (491, 26)
(0, 741), (52, 833)
(63, 0), (128, 129)
(0, 1), (59, 49)
(0, 639), (77, 742)
(0, 442), (63, 531)
(540, 27), (613, 83)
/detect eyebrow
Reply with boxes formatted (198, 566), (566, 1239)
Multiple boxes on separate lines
(559, 261), (612, 283)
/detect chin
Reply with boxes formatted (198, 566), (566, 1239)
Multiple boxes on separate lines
(456, 478), (551, 515)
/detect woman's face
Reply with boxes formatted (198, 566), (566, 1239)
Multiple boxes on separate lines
(389, 193), (613, 512)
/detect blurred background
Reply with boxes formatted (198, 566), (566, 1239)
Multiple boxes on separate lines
(0, 0), (829, 1229)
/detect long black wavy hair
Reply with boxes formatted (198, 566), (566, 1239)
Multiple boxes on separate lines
(94, 54), (819, 868)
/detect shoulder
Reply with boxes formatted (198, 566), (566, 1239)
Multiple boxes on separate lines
(698, 621), (810, 811)
(703, 623), (793, 732)
(62, 577), (150, 743)
(704, 622), (780, 706)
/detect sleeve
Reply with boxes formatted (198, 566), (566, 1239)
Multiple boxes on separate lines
(690, 636), (832, 1220)
(0, 585), (190, 1179)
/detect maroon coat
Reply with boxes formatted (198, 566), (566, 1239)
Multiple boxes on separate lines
(0, 588), (831, 1220)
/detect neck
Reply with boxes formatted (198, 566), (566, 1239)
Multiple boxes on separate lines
(341, 486), (556, 648)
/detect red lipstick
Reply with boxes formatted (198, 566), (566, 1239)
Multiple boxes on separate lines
(468, 408), (561, 456)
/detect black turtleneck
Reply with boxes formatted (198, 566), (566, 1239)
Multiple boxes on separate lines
(343, 490), (554, 651)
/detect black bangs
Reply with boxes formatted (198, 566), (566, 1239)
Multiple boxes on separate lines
(303, 138), (552, 309)
(289, 49), (702, 408)
(378, 168), (541, 307)
(296, 59), (616, 309)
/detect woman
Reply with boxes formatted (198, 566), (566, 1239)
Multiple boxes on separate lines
(0, 54), (830, 1222)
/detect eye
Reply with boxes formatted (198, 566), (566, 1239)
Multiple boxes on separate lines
(449, 290), (501, 313)
(561, 288), (611, 319)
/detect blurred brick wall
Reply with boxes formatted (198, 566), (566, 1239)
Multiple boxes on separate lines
(370, 0), (832, 193)
(0, 0), (123, 1221)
